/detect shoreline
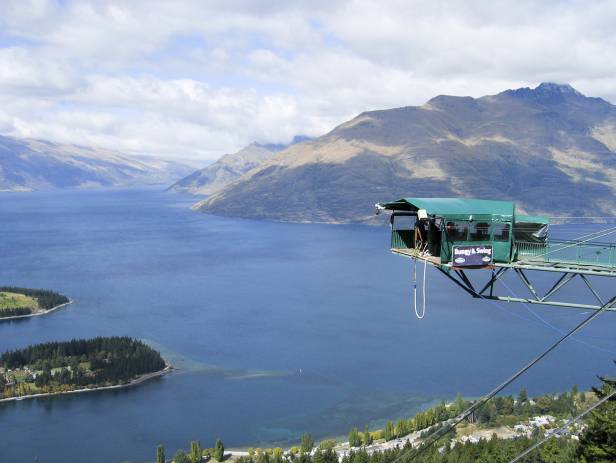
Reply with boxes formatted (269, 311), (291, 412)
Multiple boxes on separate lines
(0, 363), (173, 404)
(0, 299), (73, 321)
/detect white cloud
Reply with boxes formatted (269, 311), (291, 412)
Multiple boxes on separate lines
(0, 0), (616, 162)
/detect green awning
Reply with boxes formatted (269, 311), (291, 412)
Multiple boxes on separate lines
(515, 214), (549, 224)
(378, 197), (515, 221)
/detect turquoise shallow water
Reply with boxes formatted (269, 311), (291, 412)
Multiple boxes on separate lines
(0, 188), (615, 463)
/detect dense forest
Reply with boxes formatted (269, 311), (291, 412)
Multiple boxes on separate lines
(0, 337), (166, 399)
(0, 307), (32, 317)
(0, 286), (69, 318)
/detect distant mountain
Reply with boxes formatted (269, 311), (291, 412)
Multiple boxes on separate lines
(0, 135), (196, 192)
(195, 83), (616, 223)
(169, 135), (312, 196)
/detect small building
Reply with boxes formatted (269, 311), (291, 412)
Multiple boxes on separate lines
(458, 435), (481, 444)
(530, 415), (555, 427)
(514, 424), (531, 434)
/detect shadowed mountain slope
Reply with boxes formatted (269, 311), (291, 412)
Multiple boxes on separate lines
(195, 83), (616, 223)
(169, 136), (311, 196)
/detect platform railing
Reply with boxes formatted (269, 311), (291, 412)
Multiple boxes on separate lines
(515, 241), (547, 258)
(391, 230), (415, 249)
(515, 239), (616, 268)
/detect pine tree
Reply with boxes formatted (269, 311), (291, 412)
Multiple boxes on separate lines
(540, 437), (576, 463)
(517, 388), (528, 403)
(157, 444), (165, 463)
(577, 376), (616, 462)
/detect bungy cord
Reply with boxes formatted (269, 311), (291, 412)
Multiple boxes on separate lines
(413, 257), (427, 319)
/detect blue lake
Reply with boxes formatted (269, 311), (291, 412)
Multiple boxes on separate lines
(0, 188), (615, 463)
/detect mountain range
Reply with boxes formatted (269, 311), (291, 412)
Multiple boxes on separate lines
(190, 83), (616, 223)
(0, 135), (196, 192)
(168, 136), (311, 196)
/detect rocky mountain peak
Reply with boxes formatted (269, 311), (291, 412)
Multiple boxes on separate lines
(535, 82), (582, 95)
(499, 82), (585, 104)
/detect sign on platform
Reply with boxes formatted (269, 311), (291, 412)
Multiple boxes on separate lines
(452, 245), (493, 267)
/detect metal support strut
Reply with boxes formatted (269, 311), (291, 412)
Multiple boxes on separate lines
(436, 266), (616, 312)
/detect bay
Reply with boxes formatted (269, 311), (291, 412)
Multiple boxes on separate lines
(0, 188), (615, 463)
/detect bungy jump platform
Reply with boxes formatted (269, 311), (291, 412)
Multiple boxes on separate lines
(375, 197), (616, 463)
(376, 197), (616, 313)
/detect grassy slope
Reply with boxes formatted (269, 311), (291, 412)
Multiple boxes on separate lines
(0, 292), (38, 312)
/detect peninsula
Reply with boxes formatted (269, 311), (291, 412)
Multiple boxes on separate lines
(0, 336), (169, 402)
(0, 286), (71, 320)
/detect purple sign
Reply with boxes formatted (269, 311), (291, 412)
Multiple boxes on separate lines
(452, 245), (493, 267)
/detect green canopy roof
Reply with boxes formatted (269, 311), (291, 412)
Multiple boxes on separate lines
(515, 214), (549, 224)
(378, 197), (515, 220)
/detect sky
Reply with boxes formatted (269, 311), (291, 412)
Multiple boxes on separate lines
(1, 0), (616, 162)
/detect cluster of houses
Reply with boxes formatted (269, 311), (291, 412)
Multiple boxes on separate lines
(513, 414), (556, 434)
(452, 414), (585, 447)
(513, 415), (584, 441)
(0, 365), (38, 389)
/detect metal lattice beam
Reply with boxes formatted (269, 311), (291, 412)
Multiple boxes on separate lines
(435, 265), (616, 312)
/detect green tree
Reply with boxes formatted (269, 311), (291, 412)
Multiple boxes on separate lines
(300, 433), (314, 453)
(313, 449), (325, 463)
(383, 421), (395, 441)
(348, 427), (361, 447)
(477, 401), (497, 425)
(498, 396), (514, 415)
(572, 384), (579, 398)
(363, 425), (372, 446)
(174, 450), (191, 463)
(256, 451), (270, 463)
(515, 388), (530, 415)
(540, 437), (576, 463)
(157, 444), (165, 463)
(577, 377), (616, 462)
(318, 440), (336, 451)
(322, 448), (338, 463)
(213, 439), (225, 461)
(190, 441), (202, 463)
(454, 392), (464, 414)
(535, 396), (552, 413)
(517, 388), (528, 404)
(272, 447), (284, 463)
(394, 419), (404, 438)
